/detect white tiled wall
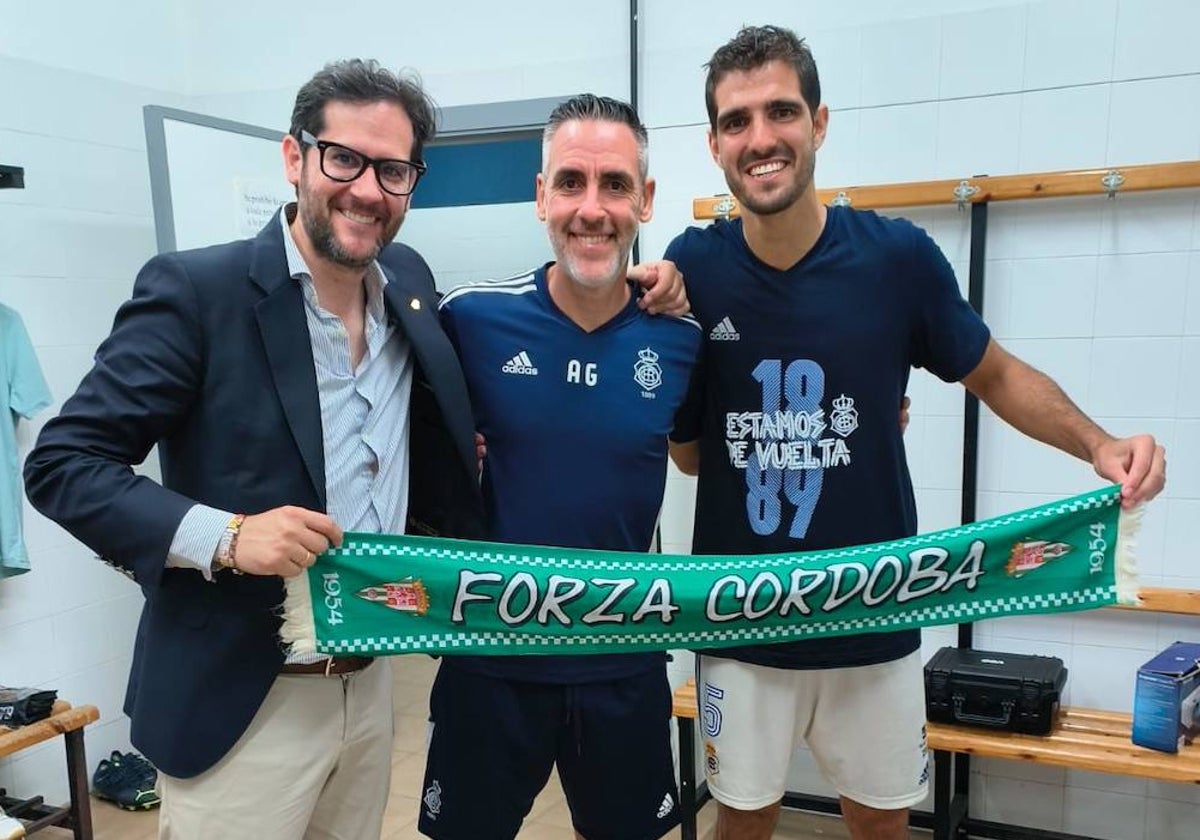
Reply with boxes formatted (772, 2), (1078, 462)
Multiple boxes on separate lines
(0, 35), (195, 797)
(402, 203), (549, 294)
(176, 0), (629, 113)
(1, 1), (1197, 835)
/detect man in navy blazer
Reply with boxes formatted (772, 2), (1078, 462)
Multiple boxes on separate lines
(25, 59), (484, 839)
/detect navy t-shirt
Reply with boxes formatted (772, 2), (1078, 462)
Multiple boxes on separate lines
(439, 265), (701, 683)
(666, 207), (990, 669)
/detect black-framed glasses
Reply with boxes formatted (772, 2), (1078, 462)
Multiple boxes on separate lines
(298, 129), (426, 196)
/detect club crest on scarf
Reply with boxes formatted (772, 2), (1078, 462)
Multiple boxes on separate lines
(357, 578), (430, 615)
(1006, 540), (1073, 577)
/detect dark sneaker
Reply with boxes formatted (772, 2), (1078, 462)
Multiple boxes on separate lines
(92, 750), (160, 811)
(118, 751), (158, 787)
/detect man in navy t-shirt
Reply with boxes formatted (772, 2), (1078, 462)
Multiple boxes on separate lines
(419, 95), (701, 840)
(666, 25), (1167, 840)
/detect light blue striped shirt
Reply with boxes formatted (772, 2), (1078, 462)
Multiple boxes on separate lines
(167, 207), (413, 590)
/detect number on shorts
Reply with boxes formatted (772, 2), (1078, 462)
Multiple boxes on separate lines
(703, 683), (725, 738)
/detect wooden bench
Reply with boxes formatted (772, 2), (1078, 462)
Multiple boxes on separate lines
(928, 708), (1199, 839)
(0, 700), (99, 839)
(928, 707), (1200, 782)
(671, 586), (1200, 840)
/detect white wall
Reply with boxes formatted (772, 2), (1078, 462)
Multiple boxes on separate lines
(1, 2), (1197, 836)
(0, 1), (189, 92)
(403, 203), (550, 293)
(644, 2), (1200, 838)
(178, 0), (630, 128)
(0, 47), (189, 803)
(177, 0), (629, 103)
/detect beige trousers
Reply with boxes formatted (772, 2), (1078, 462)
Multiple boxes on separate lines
(158, 659), (394, 840)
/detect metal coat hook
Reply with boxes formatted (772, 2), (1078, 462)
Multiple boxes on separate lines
(1101, 169), (1125, 199)
(954, 180), (980, 210)
(712, 196), (736, 219)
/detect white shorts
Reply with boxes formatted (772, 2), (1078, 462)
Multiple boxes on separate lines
(697, 652), (929, 811)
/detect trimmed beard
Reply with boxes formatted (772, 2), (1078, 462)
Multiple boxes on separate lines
(546, 230), (636, 291)
(299, 202), (387, 270)
(728, 151), (816, 217)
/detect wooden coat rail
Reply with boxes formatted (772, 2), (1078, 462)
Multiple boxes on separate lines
(693, 159), (1200, 218)
(1117, 585), (1200, 616)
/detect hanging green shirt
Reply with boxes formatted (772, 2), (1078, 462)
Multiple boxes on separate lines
(1, 304), (52, 577)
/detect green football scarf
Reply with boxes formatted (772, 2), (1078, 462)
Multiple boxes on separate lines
(280, 485), (1139, 657)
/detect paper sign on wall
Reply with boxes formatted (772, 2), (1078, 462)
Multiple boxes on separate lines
(234, 177), (295, 239)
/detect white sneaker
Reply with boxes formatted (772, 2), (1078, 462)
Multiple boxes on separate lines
(0, 806), (24, 840)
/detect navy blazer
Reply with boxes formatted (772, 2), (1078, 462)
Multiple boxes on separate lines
(25, 214), (483, 778)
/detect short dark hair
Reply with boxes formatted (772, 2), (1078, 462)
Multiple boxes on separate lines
(704, 25), (821, 130)
(290, 59), (438, 163)
(542, 94), (649, 179)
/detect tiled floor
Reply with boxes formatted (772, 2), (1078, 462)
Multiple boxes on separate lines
(72, 656), (869, 839)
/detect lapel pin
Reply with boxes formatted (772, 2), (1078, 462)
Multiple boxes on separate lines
(409, 298), (421, 311)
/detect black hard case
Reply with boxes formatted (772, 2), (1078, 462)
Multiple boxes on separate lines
(924, 647), (1068, 735)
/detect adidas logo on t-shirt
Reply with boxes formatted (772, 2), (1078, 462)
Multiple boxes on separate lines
(501, 350), (539, 375)
(709, 316), (740, 341)
(656, 792), (675, 819)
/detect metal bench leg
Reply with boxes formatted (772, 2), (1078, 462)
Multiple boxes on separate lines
(63, 728), (93, 840)
(953, 753), (971, 839)
(933, 749), (952, 840)
(677, 716), (697, 840)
